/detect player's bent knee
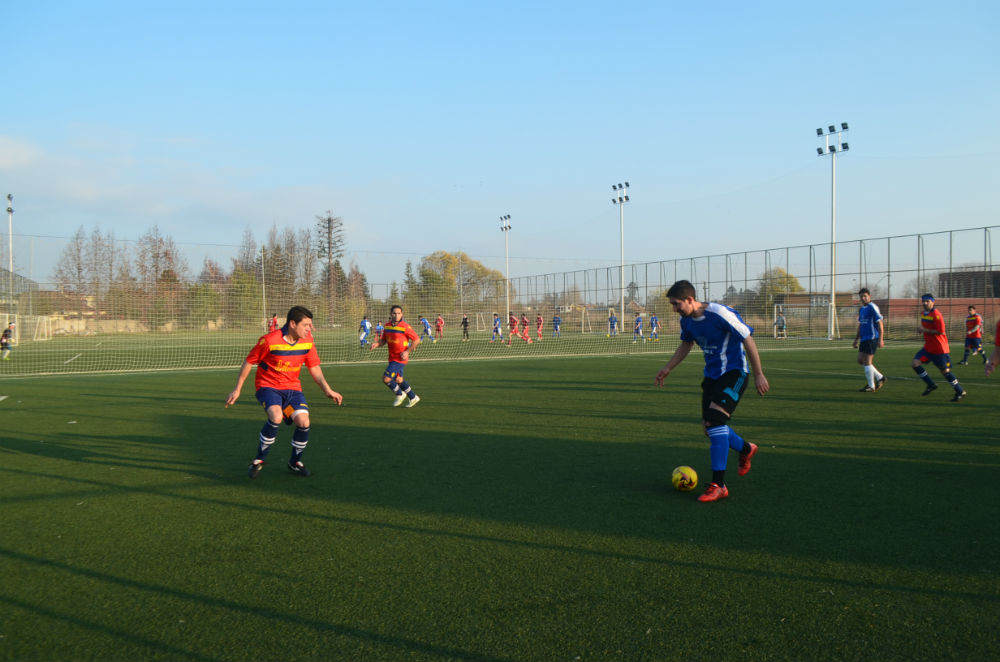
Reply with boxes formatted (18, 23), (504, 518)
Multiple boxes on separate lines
(703, 407), (730, 427)
(395, 375), (404, 384)
(383, 376), (392, 384)
(293, 411), (310, 427)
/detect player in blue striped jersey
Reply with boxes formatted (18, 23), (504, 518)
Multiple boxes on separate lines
(852, 288), (886, 392)
(655, 280), (769, 503)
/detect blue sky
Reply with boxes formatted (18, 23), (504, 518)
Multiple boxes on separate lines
(2, 1), (998, 285)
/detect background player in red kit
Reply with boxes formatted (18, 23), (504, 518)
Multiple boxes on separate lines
(370, 304), (422, 407)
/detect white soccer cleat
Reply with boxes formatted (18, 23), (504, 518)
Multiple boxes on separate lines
(393, 394), (407, 407)
(405, 395), (421, 408)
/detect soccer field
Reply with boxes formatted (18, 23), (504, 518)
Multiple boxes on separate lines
(1, 347), (998, 661)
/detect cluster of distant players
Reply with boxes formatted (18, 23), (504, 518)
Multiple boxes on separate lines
(229, 284), (999, 504)
(606, 311), (661, 342)
(850, 290), (997, 402)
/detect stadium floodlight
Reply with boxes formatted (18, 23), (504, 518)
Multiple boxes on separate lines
(611, 182), (630, 325)
(815, 122), (850, 340)
(500, 214), (512, 326)
(6, 194), (12, 329)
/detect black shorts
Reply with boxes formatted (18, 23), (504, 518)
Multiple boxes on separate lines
(701, 370), (749, 420)
(858, 339), (879, 355)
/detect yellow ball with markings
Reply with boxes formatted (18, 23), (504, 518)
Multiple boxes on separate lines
(671, 466), (698, 492)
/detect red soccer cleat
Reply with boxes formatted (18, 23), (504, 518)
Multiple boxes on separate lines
(737, 442), (758, 477)
(697, 482), (729, 502)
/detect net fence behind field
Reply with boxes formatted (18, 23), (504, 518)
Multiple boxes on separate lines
(1, 226), (997, 375)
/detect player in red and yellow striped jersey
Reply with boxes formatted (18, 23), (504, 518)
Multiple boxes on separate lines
(910, 294), (966, 401)
(370, 304), (422, 407)
(960, 305), (985, 365)
(226, 306), (343, 478)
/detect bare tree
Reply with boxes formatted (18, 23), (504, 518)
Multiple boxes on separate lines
(53, 226), (87, 294)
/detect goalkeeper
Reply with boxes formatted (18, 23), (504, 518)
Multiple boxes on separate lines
(1, 323), (13, 360)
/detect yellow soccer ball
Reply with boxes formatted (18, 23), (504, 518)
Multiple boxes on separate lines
(671, 466), (698, 492)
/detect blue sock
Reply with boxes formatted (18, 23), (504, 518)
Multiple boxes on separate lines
(290, 426), (309, 463)
(257, 421), (279, 460)
(387, 381), (402, 395)
(707, 425), (730, 472)
(726, 426), (746, 452)
(400, 381), (416, 399)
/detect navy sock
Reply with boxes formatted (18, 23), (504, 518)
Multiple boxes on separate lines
(943, 372), (962, 392)
(257, 420), (280, 460)
(290, 426), (309, 463)
(913, 366), (935, 386)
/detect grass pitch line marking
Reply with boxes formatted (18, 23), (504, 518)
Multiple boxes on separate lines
(64, 353), (83, 365)
(0, 395), (7, 403)
(769, 366), (1000, 388)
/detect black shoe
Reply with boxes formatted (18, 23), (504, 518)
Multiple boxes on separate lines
(875, 376), (887, 391)
(951, 390), (967, 402)
(248, 460), (264, 479)
(287, 460), (311, 477)
(921, 384), (938, 396)
(858, 386), (875, 392)
(958, 360), (968, 366)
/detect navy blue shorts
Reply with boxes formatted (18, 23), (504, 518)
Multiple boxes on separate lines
(913, 348), (952, 370)
(256, 388), (309, 424)
(965, 337), (982, 350)
(384, 361), (406, 381)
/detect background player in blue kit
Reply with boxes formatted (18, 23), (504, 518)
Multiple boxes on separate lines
(649, 313), (660, 341)
(552, 314), (561, 337)
(419, 315), (436, 343)
(359, 315), (372, 347)
(491, 313), (503, 342)
(633, 312), (643, 343)
(608, 311), (618, 336)
(654, 280), (769, 503)
(852, 288), (886, 392)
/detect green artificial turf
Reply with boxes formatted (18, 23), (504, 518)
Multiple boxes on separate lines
(1, 347), (998, 661)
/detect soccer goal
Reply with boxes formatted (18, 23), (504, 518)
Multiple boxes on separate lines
(32, 315), (53, 342)
(773, 303), (844, 339)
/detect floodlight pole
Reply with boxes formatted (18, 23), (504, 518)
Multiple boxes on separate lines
(612, 182), (630, 325)
(500, 215), (511, 325)
(6, 194), (12, 328)
(816, 125), (849, 340)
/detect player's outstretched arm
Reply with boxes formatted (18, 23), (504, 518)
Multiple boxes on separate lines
(743, 335), (770, 395)
(655, 340), (693, 386)
(308, 365), (343, 405)
(226, 361), (254, 407)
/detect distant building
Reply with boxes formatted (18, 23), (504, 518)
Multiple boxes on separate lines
(937, 270), (1000, 298)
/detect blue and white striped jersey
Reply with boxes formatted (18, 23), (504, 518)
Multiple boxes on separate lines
(679, 302), (753, 378)
(857, 303), (883, 341)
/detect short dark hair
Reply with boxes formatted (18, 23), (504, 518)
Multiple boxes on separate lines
(390, 304), (403, 314)
(286, 306), (313, 324)
(969, 305), (976, 311)
(858, 287), (870, 296)
(666, 280), (697, 300)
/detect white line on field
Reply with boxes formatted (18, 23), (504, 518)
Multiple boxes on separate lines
(64, 353), (82, 364)
(0, 395), (8, 402)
